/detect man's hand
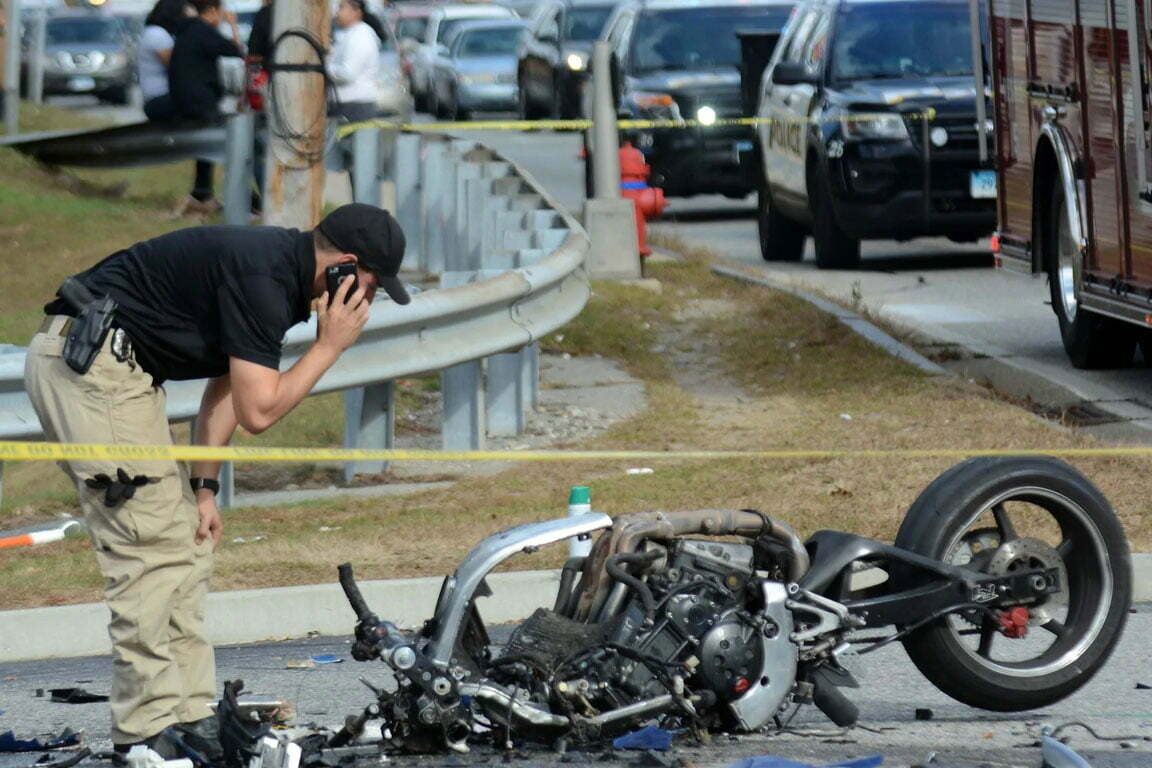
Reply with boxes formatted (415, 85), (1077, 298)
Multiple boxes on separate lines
(316, 276), (370, 354)
(196, 496), (223, 548)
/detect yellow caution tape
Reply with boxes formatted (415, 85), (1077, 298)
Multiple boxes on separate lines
(1, 440), (1150, 463)
(335, 110), (938, 139)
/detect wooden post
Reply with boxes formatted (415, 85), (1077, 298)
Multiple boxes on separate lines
(262, 0), (330, 228)
(2, 0), (21, 136)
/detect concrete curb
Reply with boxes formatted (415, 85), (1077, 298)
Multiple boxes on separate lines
(711, 263), (948, 376)
(0, 569), (562, 662)
(3, 554), (1150, 661)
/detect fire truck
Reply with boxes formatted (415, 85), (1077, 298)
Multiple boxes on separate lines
(985, 0), (1152, 368)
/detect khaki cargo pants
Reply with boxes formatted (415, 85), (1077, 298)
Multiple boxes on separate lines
(24, 316), (215, 745)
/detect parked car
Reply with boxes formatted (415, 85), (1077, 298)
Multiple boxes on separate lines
(27, 11), (137, 104)
(517, 0), (615, 119)
(375, 13), (415, 118)
(407, 3), (518, 110)
(499, 0), (544, 18)
(755, 0), (995, 269)
(429, 18), (527, 119)
(602, 0), (794, 198)
(387, 3), (435, 92)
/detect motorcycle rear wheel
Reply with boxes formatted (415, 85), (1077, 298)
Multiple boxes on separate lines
(894, 456), (1131, 711)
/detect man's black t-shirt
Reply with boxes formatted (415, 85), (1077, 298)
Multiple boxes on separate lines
(247, 4), (273, 61)
(46, 226), (316, 384)
(169, 17), (242, 119)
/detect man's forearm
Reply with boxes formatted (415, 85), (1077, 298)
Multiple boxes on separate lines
(192, 375), (239, 481)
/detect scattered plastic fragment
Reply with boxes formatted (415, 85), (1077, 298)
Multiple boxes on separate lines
(1041, 736), (1091, 768)
(318, 526), (343, 532)
(50, 687), (108, 703)
(309, 654), (343, 664)
(285, 660), (315, 670)
(914, 708), (933, 721)
(231, 536), (267, 544)
(625, 468), (655, 475)
(839, 414), (853, 421)
(726, 756), (882, 768)
(32, 747), (91, 768)
(1136, 682), (1151, 690)
(612, 726), (674, 751)
(0, 729), (82, 753)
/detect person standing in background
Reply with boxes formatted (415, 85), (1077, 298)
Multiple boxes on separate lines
(138, 0), (194, 122)
(169, 0), (244, 216)
(326, 0), (381, 191)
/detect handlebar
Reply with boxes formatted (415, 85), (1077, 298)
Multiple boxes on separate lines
(338, 562), (376, 623)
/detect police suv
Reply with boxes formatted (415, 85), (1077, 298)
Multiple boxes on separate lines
(755, 0), (995, 268)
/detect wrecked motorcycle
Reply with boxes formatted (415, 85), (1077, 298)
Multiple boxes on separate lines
(336, 456), (1131, 753)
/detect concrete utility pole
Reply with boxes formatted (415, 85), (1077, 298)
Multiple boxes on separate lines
(3, 0), (22, 135)
(263, 0), (331, 228)
(583, 41), (641, 279)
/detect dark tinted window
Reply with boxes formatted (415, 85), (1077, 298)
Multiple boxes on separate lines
(457, 26), (524, 56)
(397, 17), (428, 40)
(831, 1), (972, 80)
(563, 5), (612, 41)
(47, 18), (123, 45)
(630, 5), (793, 72)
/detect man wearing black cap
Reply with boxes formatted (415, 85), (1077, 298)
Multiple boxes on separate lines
(22, 203), (409, 760)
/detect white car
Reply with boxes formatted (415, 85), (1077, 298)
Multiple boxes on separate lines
(408, 3), (517, 110)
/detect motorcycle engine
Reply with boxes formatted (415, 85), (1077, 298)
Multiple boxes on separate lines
(493, 538), (797, 736)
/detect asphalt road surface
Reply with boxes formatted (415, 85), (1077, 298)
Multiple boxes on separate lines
(1, 606), (1150, 768)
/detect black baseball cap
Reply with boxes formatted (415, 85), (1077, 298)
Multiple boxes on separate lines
(317, 204), (410, 305)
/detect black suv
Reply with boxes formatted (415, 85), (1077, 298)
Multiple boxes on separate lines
(517, 0), (618, 119)
(602, 0), (794, 198)
(755, 0), (995, 268)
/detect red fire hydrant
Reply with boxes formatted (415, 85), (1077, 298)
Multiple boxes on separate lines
(619, 142), (665, 257)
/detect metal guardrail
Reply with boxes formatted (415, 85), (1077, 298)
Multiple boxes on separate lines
(0, 125), (591, 506)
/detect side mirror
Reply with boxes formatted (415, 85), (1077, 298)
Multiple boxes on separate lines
(771, 61), (819, 86)
(436, 43), (449, 56)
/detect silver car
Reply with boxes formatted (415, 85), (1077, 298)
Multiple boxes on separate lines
(28, 11), (136, 104)
(429, 18), (527, 120)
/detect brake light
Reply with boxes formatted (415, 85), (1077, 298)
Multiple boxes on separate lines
(990, 233), (1001, 253)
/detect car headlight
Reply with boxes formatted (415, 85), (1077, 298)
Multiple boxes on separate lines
(840, 112), (908, 140)
(460, 72), (496, 85)
(104, 52), (128, 70)
(627, 90), (681, 120)
(565, 52), (586, 71)
(696, 105), (717, 126)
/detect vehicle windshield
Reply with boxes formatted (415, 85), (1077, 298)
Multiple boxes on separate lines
(563, 5), (612, 41)
(396, 17), (428, 41)
(831, 2), (972, 81)
(456, 26), (523, 56)
(47, 18), (122, 45)
(630, 5), (793, 73)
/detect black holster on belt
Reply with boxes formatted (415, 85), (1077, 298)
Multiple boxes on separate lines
(58, 277), (118, 375)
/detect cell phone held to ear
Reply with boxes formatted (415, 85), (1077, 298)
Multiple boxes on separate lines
(325, 263), (359, 306)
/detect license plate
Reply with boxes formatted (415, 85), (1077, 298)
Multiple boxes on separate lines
(970, 170), (997, 199)
(67, 76), (96, 92)
(735, 140), (754, 152)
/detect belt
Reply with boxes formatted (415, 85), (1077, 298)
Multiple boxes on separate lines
(39, 314), (134, 363)
(39, 315), (74, 337)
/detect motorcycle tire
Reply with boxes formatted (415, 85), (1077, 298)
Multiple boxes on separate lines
(894, 456), (1131, 711)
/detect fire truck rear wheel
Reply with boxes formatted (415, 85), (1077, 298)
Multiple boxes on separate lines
(757, 186), (805, 262)
(1045, 184), (1136, 369)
